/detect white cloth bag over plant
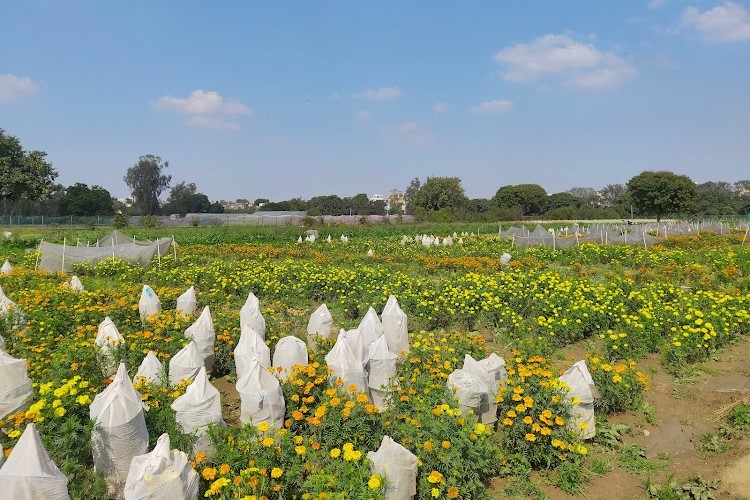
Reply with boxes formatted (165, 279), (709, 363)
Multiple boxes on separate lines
(138, 285), (161, 318)
(169, 341), (204, 386)
(234, 326), (271, 379)
(366, 335), (397, 409)
(558, 360), (597, 439)
(134, 351), (166, 386)
(446, 369), (489, 418)
(381, 295), (409, 356)
(1, 260), (11, 275)
(358, 307), (384, 343)
(0, 284), (17, 315)
(184, 306), (215, 374)
(325, 330), (367, 393)
(0, 348), (33, 420)
(171, 367), (225, 456)
(236, 356), (286, 428)
(123, 433), (199, 500)
(90, 363), (149, 497)
(69, 275), (84, 292)
(306, 303), (333, 349)
(479, 353), (508, 384)
(462, 354), (497, 424)
(0, 332), (5, 351)
(272, 336), (308, 381)
(240, 292), (266, 338)
(367, 435), (418, 500)
(175, 286), (197, 318)
(95, 317), (125, 377)
(0, 441), (4, 468)
(0, 422), (70, 499)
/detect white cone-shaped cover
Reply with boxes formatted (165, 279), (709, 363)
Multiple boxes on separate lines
(236, 356), (286, 428)
(184, 306), (215, 374)
(272, 336), (308, 381)
(0, 423), (70, 499)
(134, 351), (165, 386)
(95, 316), (125, 354)
(70, 275), (84, 292)
(168, 342), (204, 386)
(234, 326), (270, 379)
(559, 360), (597, 439)
(0, 284), (17, 314)
(138, 285), (162, 318)
(325, 331), (367, 393)
(240, 292), (266, 338)
(0, 441), (4, 468)
(297, 236), (302, 243)
(171, 367), (225, 456)
(343, 328), (366, 364)
(175, 286), (197, 318)
(366, 335), (397, 391)
(462, 354), (496, 424)
(479, 353), (507, 383)
(382, 296), (409, 357)
(123, 433), (199, 500)
(446, 369), (488, 418)
(1, 260), (11, 275)
(0, 348), (33, 419)
(90, 363), (149, 496)
(367, 435), (418, 500)
(306, 303), (333, 349)
(358, 307), (384, 342)
(0, 332), (5, 351)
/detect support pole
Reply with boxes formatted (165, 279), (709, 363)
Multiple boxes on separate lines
(35, 240), (43, 271)
(172, 236), (177, 260)
(61, 237), (66, 273)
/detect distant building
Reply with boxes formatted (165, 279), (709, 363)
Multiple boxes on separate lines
(370, 194), (386, 203)
(221, 201), (250, 212)
(386, 189), (406, 213)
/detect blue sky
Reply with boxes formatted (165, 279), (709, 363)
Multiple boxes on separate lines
(2, 1), (749, 202)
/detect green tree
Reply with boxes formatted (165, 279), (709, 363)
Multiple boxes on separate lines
(404, 178), (421, 215)
(599, 183), (626, 206)
(0, 129), (58, 215)
(493, 184), (547, 215)
(58, 183), (114, 216)
(626, 171), (697, 221)
(123, 155), (171, 215)
(545, 192), (581, 212)
(413, 177), (467, 212)
(696, 181), (738, 216)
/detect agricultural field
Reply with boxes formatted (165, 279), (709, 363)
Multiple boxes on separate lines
(1, 224), (750, 499)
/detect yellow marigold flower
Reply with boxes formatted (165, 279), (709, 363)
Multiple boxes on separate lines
(76, 395), (92, 405)
(356, 393), (369, 404)
(612, 374), (622, 383)
(441, 440), (451, 449)
(368, 475), (382, 490)
(257, 421), (270, 433)
(577, 444), (588, 455)
(525, 433), (536, 442)
(447, 486), (459, 498)
(503, 418), (513, 426)
(262, 437), (274, 447)
(427, 470), (444, 484)
(194, 452), (207, 464)
(330, 448), (341, 458)
(540, 427), (551, 436)
(294, 435), (304, 445)
(205, 477), (230, 497)
(54, 407), (66, 418)
(295, 445), (306, 455)
(202, 467), (217, 480)
(271, 467), (283, 479)
(522, 416), (533, 425)
(432, 488), (440, 498)
(219, 463), (230, 475)
(424, 441), (433, 451)
(555, 416), (565, 426)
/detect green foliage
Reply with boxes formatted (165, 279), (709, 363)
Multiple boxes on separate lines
(413, 177), (467, 213)
(618, 443), (667, 473)
(0, 128), (58, 215)
(494, 184), (548, 216)
(123, 154), (171, 215)
(626, 171), (698, 222)
(58, 183), (114, 216)
(113, 212), (129, 228)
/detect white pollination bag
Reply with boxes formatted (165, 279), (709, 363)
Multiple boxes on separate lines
(0, 284), (17, 315)
(0, 332), (4, 351)
(325, 330), (367, 393)
(169, 342), (204, 386)
(462, 354), (496, 424)
(558, 360), (597, 439)
(0, 441), (4, 468)
(479, 353), (508, 384)
(95, 317), (125, 376)
(306, 303), (333, 349)
(359, 307), (384, 342)
(184, 306), (215, 374)
(1, 260), (11, 275)
(171, 367), (225, 456)
(90, 363), (149, 497)
(367, 435), (418, 500)
(236, 356), (285, 428)
(240, 292), (266, 338)
(234, 326), (270, 379)
(0, 348), (33, 419)
(272, 336), (308, 381)
(134, 351), (166, 386)
(381, 296), (409, 356)
(69, 275), (84, 292)
(123, 433), (199, 500)
(175, 286), (197, 318)
(138, 285), (162, 318)
(446, 369), (489, 418)
(366, 335), (397, 409)
(0, 423), (70, 499)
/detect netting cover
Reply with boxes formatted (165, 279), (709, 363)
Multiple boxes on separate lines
(307, 303), (333, 349)
(139, 285), (162, 318)
(0, 423), (70, 499)
(38, 237), (173, 273)
(382, 296), (409, 357)
(184, 306), (215, 374)
(325, 330), (367, 393)
(69, 275), (84, 292)
(272, 336), (308, 381)
(0, 348), (33, 419)
(123, 433), (199, 500)
(234, 326), (271, 380)
(90, 363), (149, 497)
(446, 369), (489, 418)
(367, 435), (418, 500)
(169, 342), (204, 386)
(1, 260), (11, 275)
(462, 354), (496, 424)
(176, 286), (197, 318)
(558, 360), (597, 439)
(366, 335), (397, 409)
(236, 356), (286, 428)
(134, 351), (166, 386)
(240, 292), (266, 338)
(170, 367), (225, 456)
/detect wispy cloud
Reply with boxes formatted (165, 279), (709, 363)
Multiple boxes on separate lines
(648, 0), (667, 10)
(353, 86), (403, 100)
(433, 102), (447, 114)
(494, 33), (637, 90)
(388, 121), (432, 145)
(355, 110), (371, 122)
(153, 89), (251, 129)
(469, 100), (513, 114)
(680, 2), (750, 42)
(0, 74), (40, 102)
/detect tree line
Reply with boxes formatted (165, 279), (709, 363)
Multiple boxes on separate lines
(2, 128), (749, 221)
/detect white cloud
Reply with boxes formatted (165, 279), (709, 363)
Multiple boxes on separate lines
(353, 86), (403, 100)
(355, 110), (371, 122)
(649, 0), (667, 10)
(494, 34), (637, 90)
(153, 89), (251, 129)
(681, 2), (750, 42)
(0, 74), (39, 102)
(433, 102), (447, 114)
(388, 121), (432, 145)
(469, 100), (513, 114)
